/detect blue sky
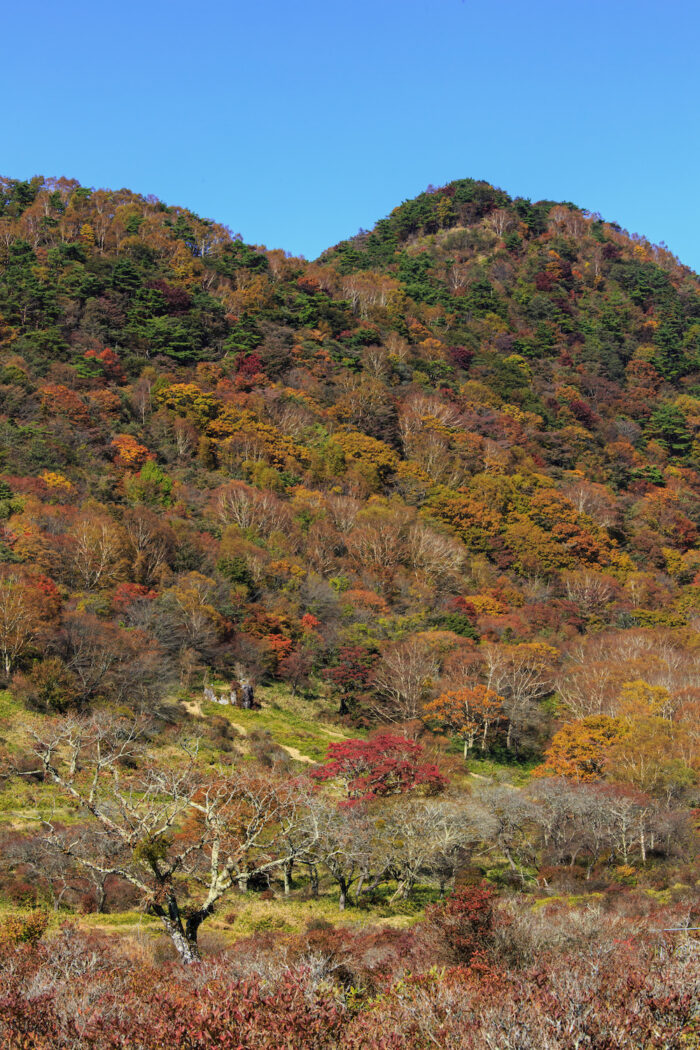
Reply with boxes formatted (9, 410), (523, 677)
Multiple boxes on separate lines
(2, 0), (699, 268)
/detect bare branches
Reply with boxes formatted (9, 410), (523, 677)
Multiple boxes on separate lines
(372, 639), (440, 724)
(23, 715), (317, 961)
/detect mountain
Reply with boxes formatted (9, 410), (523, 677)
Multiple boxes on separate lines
(0, 173), (697, 739)
(0, 174), (698, 572)
(0, 174), (697, 1033)
(0, 167), (697, 761)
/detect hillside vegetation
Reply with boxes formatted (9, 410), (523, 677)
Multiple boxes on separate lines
(0, 174), (697, 1047)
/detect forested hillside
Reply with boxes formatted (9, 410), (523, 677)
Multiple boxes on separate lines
(0, 174), (697, 1048)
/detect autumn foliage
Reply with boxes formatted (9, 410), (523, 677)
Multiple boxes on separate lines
(0, 172), (698, 1039)
(424, 685), (505, 757)
(311, 733), (448, 802)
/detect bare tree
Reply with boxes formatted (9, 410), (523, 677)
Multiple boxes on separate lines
(485, 208), (514, 238)
(483, 643), (558, 752)
(52, 612), (167, 708)
(562, 569), (616, 618)
(310, 801), (375, 910)
(345, 512), (410, 574)
(121, 507), (174, 586)
(71, 516), (126, 591)
(215, 482), (290, 538)
(526, 778), (612, 876)
(406, 524), (466, 582)
(473, 785), (538, 883)
(372, 638), (440, 725)
(555, 640), (623, 719)
(131, 376), (153, 425)
(326, 494), (361, 534)
(379, 798), (470, 900)
(25, 716), (314, 963)
(561, 477), (617, 529)
(0, 571), (40, 677)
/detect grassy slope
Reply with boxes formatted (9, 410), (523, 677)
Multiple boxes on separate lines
(0, 680), (533, 944)
(198, 681), (355, 763)
(0, 680), (526, 828)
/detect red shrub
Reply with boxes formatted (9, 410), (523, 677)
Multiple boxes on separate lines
(422, 886), (498, 964)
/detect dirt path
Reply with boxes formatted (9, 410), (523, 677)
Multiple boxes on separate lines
(210, 718), (315, 764)
(181, 698), (342, 764)
(278, 745), (315, 764)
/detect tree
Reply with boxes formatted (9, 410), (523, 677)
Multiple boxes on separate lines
(277, 646), (313, 696)
(110, 434), (152, 470)
(534, 716), (623, 781)
(0, 571), (44, 677)
(483, 642), (558, 752)
(525, 777), (615, 876)
(310, 800), (375, 910)
(345, 518), (406, 578)
(311, 733), (447, 804)
(70, 514), (126, 591)
(53, 612), (167, 708)
(157, 572), (223, 657)
(215, 482), (290, 538)
(473, 785), (538, 882)
(406, 523), (466, 582)
(11, 657), (79, 713)
(561, 477), (617, 528)
(372, 638), (440, 725)
(121, 507), (174, 586)
(606, 715), (696, 801)
(25, 716), (315, 963)
(326, 644), (378, 715)
(424, 685), (505, 758)
(647, 403), (692, 457)
(379, 798), (468, 900)
(334, 430), (399, 485)
(555, 636), (628, 718)
(562, 569), (617, 619)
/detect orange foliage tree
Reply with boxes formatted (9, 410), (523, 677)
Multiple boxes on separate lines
(424, 685), (505, 758)
(110, 434), (153, 470)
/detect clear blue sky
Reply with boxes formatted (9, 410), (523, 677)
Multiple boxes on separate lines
(2, 0), (699, 269)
